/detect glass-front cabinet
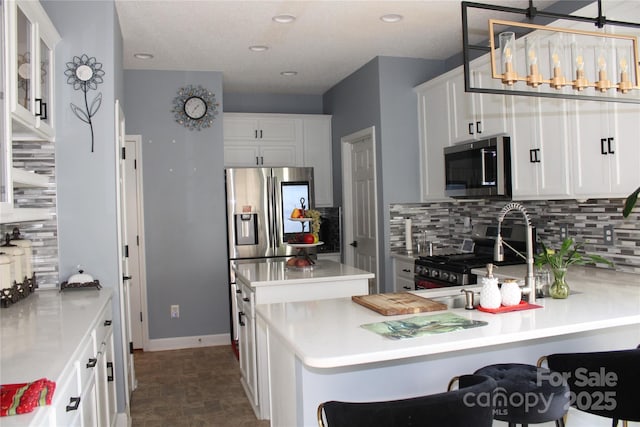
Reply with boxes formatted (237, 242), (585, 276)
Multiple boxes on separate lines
(1, 0), (58, 223)
(7, 0), (59, 140)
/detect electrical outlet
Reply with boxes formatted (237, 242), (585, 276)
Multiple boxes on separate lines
(170, 305), (179, 319)
(603, 225), (614, 246)
(559, 224), (568, 241)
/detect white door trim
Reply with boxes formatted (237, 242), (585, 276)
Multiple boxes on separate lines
(125, 134), (149, 351)
(341, 126), (380, 293)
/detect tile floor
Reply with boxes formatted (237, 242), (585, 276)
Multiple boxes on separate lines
(130, 346), (270, 427)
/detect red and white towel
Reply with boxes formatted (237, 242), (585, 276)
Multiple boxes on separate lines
(1, 378), (56, 416)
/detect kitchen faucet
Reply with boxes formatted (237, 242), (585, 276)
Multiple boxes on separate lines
(494, 202), (536, 304)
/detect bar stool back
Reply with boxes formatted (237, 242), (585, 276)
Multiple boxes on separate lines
(542, 346), (640, 427)
(317, 374), (497, 427)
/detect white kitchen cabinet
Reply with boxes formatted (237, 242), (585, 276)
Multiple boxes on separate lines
(0, 291), (120, 427)
(302, 115), (333, 206)
(507, 95), (571, 200)
(224, 113), (334, 206)
(569, 100), (640, 199)
(6, 0), (59, 140)
(224, 114), (300, 143)
(449, 59), (507, 144)
(224, 143), (299, 167)
(1, 0), (55, 224)
(393, 257), (414, 292)
(233, 260), (372, 420)
(237, 280), (258, 410)
(415, 74), (452, 201)
(223, 113), (303, 167)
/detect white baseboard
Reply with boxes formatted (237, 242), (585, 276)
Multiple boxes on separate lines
(115, 412), (129, 427)
(145, 333), (231, 352)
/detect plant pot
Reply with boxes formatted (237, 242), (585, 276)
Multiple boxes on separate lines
(549, 267), (570, 299)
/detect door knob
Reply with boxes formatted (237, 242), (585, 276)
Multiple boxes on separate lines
(350, 241), (358, 248)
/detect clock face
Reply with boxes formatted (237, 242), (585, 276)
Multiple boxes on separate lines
(184, 96), (207, 120)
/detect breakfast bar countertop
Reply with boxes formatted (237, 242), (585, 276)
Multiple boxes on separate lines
(232, 259), (374, 287)
(256, 266), (640, 369)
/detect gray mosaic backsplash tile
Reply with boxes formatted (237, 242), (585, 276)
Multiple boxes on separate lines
(1, 141), (59, 289)
(390, 199), (640, 275)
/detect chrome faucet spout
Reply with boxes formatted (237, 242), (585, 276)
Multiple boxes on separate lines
(495, 202), (536, 303)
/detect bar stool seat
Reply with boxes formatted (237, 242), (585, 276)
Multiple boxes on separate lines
(474, 363), (569, 427)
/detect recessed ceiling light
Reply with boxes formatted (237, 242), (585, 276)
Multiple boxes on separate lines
(249, 45), (269, 52)
(280, 71), (298, 76)
(273, 14), (296, 24)
(380, 14), (403, 23)
(133, 53), (154, 60)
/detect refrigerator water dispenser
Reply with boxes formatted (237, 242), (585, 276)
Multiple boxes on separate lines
(235, 213), (258, 245)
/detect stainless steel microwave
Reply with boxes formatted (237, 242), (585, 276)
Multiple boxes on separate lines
(444, 136), (511, 199)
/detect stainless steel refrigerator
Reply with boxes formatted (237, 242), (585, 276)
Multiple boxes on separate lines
(225, 167), (315, 346)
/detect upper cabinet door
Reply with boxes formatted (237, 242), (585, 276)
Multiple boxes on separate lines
(11, 1), (36, 127)
(449, 61), (507, 144)
(7, 0), (60, 140)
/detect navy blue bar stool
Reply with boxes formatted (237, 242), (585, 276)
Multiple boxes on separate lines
(473, 363), (569, 427)
(539, 345), (640, 427)
(317, 374), (497, 427)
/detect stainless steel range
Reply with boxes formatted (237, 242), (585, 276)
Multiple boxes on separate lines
(414, 224), (533, 290)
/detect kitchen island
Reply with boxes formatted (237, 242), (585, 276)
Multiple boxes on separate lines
(232, 259), (374, 419)
(257, 266), (640, 426)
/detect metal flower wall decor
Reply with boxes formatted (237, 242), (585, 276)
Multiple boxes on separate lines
(65, 54), (105, 152)
(172, 85), (219, 131)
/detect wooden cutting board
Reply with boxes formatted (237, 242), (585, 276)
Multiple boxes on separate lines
(352, 292), (448, 316)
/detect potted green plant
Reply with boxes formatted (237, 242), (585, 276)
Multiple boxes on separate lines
(534, 238), (613, 299)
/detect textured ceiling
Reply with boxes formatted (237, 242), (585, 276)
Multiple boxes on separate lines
(115, 0), (572, 95)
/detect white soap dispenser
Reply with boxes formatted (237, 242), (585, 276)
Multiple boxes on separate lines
(480, 263), (502, 309)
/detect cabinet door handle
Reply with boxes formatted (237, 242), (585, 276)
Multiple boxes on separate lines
(41, 102), (48, 120)
(66, 397), (81, 412)
(468, 122), (474, 135)
(403, 286), (412, 290)
(239, 312), (245, 326)
(86, 358), (97, 368)
(236, 289), (242, 293)
(607, 137), (615, 154)
(600, 138), (608, 155)
(402, 268), (411, 273)
(260, 156), (264, 165)
(529, 149), (537, 163)
(104, 320), (112, 326)
(254, 130), (258, 139)
(476, 121), (482, 134)
(260, 130), (263, 139)
(35, 98), (43, 117)
(243, 297), (250, 302)
(255, 156), (259, 165)
(107, 361), (114, 382)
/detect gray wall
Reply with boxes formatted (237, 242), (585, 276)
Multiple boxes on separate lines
(123, 70), (227, 339)
(323, 56), (445, 292)
(224, 92), (323, 114)
(42, 0), (127, 412)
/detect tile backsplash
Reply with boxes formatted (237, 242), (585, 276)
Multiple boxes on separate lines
(390, 198), (640, 274)
(1, 141), (58, 288)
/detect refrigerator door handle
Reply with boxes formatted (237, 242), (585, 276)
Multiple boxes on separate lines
(266, 175), (274, 250)
(271, 175), (280, 250)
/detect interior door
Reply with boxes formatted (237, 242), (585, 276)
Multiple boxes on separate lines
(115, 100), (136, 402)
(344, 129), (378, 293)
(124, 135), (147, 350)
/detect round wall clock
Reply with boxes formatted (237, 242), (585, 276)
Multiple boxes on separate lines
(172, 85), (219, 131)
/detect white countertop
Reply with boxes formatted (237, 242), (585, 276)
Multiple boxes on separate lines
(233, 259), (374, 287)
(0, 289), (113, 384)
(256, 266), (640, 369)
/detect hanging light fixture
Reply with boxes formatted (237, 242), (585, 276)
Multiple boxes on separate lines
(462, 0), (640, 104)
